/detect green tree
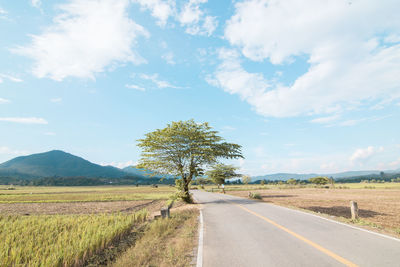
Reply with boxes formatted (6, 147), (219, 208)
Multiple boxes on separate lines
(308, 176), (330, 185)
(287, 178), (297, 185)
(242, 175), (251, 185)
(137, 120), (243, 202)
(206, 164), (240, 186)
(260, 180), (265, 186)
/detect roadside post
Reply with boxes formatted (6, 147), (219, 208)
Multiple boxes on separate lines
(350, 201), (359, 220)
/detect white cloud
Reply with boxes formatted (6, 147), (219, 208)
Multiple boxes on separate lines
(350, 146), (384, 165)
(31, 0), (41, 8)
(0, 146), (29, 156)
(162, 52), (175, 65)
(215, 0), (400, 118)
(388, 158), (400, 168)
(13, 0), (149, 81)
(178, 0), (217, 36)
(0, 98), (10, 104)
(50, 98), (62, 103)
(0, 117), (48, 124)
(0, 73), (23, 83)
(139, 73), (180, 89)
(126, 84), (145, 91)
(133, 0), (175, 27)
(310, 115), (340, 124)
(44, 132), (56, 136)
(0, 7), (6, 15)
(102, 160), (136, 169)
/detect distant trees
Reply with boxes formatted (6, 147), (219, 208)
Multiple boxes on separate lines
(206, 164), (240, 186)
(287, 178), (297, 185)
(242, 175), (251, 185)
(137, 120), (243, 202)
(308, 176), (330, 185)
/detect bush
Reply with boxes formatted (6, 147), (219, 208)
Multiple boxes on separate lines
(248, 192), (262, 200)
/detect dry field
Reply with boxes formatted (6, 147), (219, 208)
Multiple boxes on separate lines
(227, 186), (400, 237)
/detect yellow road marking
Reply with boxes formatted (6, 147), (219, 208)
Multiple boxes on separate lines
(230, 201), (359, 267)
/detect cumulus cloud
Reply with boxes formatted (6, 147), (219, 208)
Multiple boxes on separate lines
(0, 117), (48, 124)
(139, 73), (180, 89)
(212, 0), (400, 118)
(126, 84), (145, 91)
(0, 98), (10, 104)
(101, 160), (137, 169)
(0, 146), (29, 156)
(50, 98), (62, 103)
(133, 0), (175, 27)
(161, 52), (175, 65)
(31, 0), (41, 8)
(178, 0), (218, 36)
(0, 73), (23, 83)
(350, 146), (384, 165)
(13, 0), (149, 81)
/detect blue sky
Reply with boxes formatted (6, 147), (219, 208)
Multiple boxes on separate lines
(0, 0), (399, 175)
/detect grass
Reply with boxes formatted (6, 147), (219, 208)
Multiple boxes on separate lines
(0, 186), (176, 203)
(113, 209), (199, 267)
(0, 210), (148, 267)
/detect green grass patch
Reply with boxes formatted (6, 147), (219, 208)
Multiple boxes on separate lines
(0, 210), (148, 266)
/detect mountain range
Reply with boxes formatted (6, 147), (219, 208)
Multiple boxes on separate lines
(0, 150), (398, 183)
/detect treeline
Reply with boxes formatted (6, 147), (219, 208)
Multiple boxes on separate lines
(0, 176), (175, 186)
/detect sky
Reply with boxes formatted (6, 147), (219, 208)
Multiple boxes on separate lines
(0, 0), (400, 175)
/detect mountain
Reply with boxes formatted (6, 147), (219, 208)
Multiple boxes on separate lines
(253, 170), (394, 182)
(0, 150), (126, 179)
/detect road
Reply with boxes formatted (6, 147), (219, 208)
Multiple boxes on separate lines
(192, 190), (400, 267)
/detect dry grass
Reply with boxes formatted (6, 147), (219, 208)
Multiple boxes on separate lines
(0, 200), (168, 215)
(0, 210), (148, 267)
(113, 209), (199, 267)
(227, 187), (400, 237)
(0, 186), (176, 203)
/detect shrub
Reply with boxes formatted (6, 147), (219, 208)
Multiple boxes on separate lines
(248, 192), (262, 200)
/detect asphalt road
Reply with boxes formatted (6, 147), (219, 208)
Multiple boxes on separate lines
(192, 190), (400, 267)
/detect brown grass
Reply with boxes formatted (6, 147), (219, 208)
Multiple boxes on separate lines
(228, 187), (400, 237)
(112, 209), (199, 267)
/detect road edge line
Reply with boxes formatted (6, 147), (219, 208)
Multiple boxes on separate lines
(265, 201), (400, 243)
(196, 209), (204, 267)
(221, 192), (400, 242)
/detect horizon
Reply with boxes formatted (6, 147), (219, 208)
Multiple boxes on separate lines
(1, 0), (400, 176)
(1, 149), (398, 177)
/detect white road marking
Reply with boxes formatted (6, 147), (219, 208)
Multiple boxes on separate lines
(196, 210), (204, 267)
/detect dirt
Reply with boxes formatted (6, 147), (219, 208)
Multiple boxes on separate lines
(0, 200), (165, 215)
(228, 188), (400, 236)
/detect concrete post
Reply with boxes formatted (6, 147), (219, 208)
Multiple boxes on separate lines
(350, 201), (359, 220)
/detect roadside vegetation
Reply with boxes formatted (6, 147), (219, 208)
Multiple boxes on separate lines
(113, 209), (199, 267)
(0, 210), (148, 266)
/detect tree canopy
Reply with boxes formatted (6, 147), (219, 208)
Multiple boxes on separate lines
(137, 120), (243, 202)
(206, 164), (240, 185)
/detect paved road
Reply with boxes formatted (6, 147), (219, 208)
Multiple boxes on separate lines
(192, 190), (400, 267)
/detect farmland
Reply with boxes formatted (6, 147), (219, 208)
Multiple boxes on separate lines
(217, 183), (400, 237)
(0, 185), (198, 267)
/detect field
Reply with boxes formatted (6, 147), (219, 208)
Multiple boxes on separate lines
(0, 185), (175, 203)
(215, 183), (400, 237)
(0, 185), (198, 267)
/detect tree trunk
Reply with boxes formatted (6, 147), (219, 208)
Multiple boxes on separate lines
(181, 180), (192, 203)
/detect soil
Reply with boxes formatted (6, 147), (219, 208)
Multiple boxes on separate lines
(228, 188), (400, 236)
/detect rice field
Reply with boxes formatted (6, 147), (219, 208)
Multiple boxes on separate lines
(0, 210), (148, 266)
(0, 186), (176, 203)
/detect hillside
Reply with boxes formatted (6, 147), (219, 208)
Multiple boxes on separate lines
(0, 150), (126, 179)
